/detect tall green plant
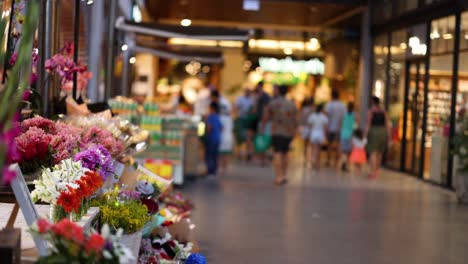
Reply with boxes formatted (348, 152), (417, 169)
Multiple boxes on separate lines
(0, 0), (40, 183)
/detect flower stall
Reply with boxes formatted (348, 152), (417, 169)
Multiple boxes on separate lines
(0, 1), (206, 264)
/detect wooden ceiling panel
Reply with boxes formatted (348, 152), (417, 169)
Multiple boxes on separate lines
(147, 0), (360, 28)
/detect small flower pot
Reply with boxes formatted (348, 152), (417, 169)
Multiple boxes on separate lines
(120, 229), (143, 264)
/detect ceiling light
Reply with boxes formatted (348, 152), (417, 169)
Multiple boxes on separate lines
(400, 42), (407, 49)
(180, 19), (192, 27)
(129, 57), (136, 64)
(443, 33), (453, 40)
(465, 34), (468, 40)
(310, 37), (319, 44)
(430, 29), (440, 39)
(86, 0), (93, 4)
(409, 36), (420, 48)
(121, 44), (128, 51)
(283, 48), (293, 55)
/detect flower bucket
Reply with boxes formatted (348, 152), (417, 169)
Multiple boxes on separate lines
(49, 205), (70, 223)
(120, 229), (143, 264)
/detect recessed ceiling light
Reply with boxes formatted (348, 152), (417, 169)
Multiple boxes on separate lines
(180, 19), (192, 27)
(86, 0), (93, 4)
(121, 44), (128, 51)
(129, 57), (136, 64)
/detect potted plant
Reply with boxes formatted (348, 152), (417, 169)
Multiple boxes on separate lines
(99, 197), (149, 262)
(453, 115), (468, 204)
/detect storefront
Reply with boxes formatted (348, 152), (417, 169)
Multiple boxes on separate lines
(370, 1), (468, 188)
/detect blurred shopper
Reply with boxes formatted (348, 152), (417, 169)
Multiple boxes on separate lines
(365, 96), (390, 179)
(235, 89), (253, 117)
(325, 90), (346, 167)
(299, 97), (315, 168)
(349, 129), (367, 174)
(210, 89), (231, 114)
(339, 102), (356, 172)
(234, 89), (253, 160)
(261, 85), (297, 185)
(308, 104), (328, 171)
(254, 81), (271, 165)
(219, 103), (234, 174)
(205, 102), (223, 177)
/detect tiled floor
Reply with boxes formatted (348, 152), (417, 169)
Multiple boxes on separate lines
(182, 149), (468, 264)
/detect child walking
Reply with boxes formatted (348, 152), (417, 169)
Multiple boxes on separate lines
(349, 129), (367, 174)
(308, 104), (328, 170)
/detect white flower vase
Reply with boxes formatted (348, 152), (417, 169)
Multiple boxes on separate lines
(120, 229), (143, 264)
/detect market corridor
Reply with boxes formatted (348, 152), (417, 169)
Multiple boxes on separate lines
(182, 155), (468, 264)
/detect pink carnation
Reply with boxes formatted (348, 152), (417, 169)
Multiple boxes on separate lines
(20, 116), (56, 133)
(15, 127), (52, 161)
(80, 126), (123, 157)
(49, 123), (82, 164)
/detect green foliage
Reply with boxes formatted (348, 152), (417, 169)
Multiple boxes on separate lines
(454, 116), (468, 172)
(99, 198), (149, 234)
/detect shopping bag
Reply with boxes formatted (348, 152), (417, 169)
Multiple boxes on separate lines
(254, 134), (271, 153)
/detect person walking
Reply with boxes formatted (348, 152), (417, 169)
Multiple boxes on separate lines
(253, 81), (271, 165)
(299, 97), (315, 168)
(234, 89), (253, 161)
(219, 104), (234, 174)
(365, 96), (391, 179)
(261, 85), (297, 185)
(205, 102), (223, 177)
(325, 90), (346, 167)
(308, 104), (328, 171)
(349, 129), (367, 174)
(339, 102), (356, 172)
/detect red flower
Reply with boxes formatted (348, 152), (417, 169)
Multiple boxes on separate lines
(140, 198), (159, 214)
(51, 218), (84, 244)
(85, 233), (105, 253)
(160, 252), (172, 260)
(37, 218), (51, 234)
(57, 186), (81, 213)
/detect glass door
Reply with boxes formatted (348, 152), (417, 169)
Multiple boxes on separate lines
(404, 60), (426, 176)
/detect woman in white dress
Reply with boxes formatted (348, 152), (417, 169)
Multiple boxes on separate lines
(308, 104), (328, 170)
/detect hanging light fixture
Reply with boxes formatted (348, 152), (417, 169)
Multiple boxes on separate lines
(442, 17), (453, 40)
(180, 18), (192, 27)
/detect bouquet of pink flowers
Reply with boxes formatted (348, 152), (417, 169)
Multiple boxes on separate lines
(81, 126), (124, 157)
(15, 116), (82, 174)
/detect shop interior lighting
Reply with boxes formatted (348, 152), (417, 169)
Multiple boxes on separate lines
(129, 57), (136, 64)
(443, 33), (453, 40)
(283, 48), (293, 55)
(86, 0), (93, 4)
(400, 42), (407, 49)
(180, 19), (192, 27)
(121, 44), (128, 51)
(132, 5), (142, 22)
(430, 28), (440, 39)
(465, 34), (468, 40)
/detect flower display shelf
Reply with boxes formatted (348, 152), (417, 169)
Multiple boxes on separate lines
(0, 203), (99, 252)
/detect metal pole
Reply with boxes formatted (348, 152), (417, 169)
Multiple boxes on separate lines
(447, 11), (461, 188)
(121, 49), (130, 97)
(72, 0), (80, 101)
(105, 0), (117, 99)
(87, 0), (104, 102)
(358, 7), (371, 129)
